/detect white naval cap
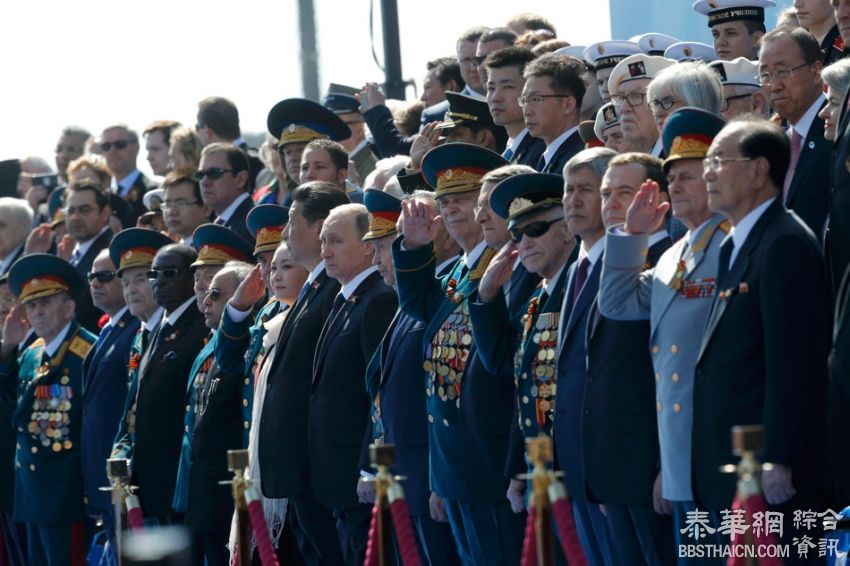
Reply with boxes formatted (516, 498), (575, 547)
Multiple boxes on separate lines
(664, 41), (718, 62)
(692, 0), (776, 27)
(583, 41), (641, 71)
(608, 54), (677, 94)
(708, 57), (760, 86)
(632, 33), (681, 56)
(594, 102), (620, 140)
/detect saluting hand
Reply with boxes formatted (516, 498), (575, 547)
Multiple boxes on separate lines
(229, 264), (266, 312)
(409, 122), (443, 170)
(478, 241), (518, 304)
(24, 224), (53, 255)
(1, 305), (28, 356)
(400, 198), (441, 250)
(57, 234), (75, 262)
(624, 179), (670, 235)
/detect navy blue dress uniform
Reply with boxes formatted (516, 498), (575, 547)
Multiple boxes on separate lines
(216, 204), (288, 447)
(362, 189), (459, 566)
(694, 197), (831, 554)
(323, 84), (380, 184)
(438, 91), (509, 153)
(0, 254), (96, 566)
(392, 144), (526, 565)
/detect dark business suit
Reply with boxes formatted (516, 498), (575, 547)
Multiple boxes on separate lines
(131, 305), (208, 520)
(307, 270), (396, 564)
(258, 269), (340, 564)
(538, 130), (584, 176)
(785, 101), (831, 238)
(829, 88), (850, 295)
(218, 196), (255, 245)
(554, 256), (611, 566)
(511, 133), (546, 169)
(583, 238), (674, 566)
(72, 228), (113, 333)
(81, 310), (139, 513)
(694, 199), (831, 561)
(121, 172), (156, 223)
(363, 105), (415, 158)
(830, 265), (850, 502)
(365, 310), (459, 566)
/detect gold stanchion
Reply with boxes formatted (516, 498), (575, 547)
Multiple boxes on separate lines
(368, 444), (397, 566)
(100, 457), (136, 565)
(517, 434), (556, 566)
(220, 449), (251, 566)
(720, 425), (765, 566)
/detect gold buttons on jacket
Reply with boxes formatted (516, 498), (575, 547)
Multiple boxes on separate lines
(655, 372), (661, 382)
(671, 344), (678, 354)
(674, 403), (681, 413)
(656, 401), (662, 412)
(672, 373), (680, 382)
(652, 345), (659, 354)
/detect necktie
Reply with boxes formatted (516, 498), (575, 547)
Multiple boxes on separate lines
(94, 324), (113, 356)
(317, 294), (347, 356)
(71, 249), (81, 266)
(502, 146), (514, 161)
(717, 237), (735, 290)
(152, 321), (172, 350)
(783, 129), (803, 202)
(572, 257), (590, 306)
(295, 280), (312, 304)
(536, 154), (548, 172)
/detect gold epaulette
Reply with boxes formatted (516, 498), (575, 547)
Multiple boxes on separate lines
(469, 247), (498, 281)
(718, 220), (732, 234)
(68, 335), (93, 359)
(27, 338), (45, 352)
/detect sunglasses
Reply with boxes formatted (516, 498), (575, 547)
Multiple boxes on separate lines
(510, 218), (563, 243)
(87, 270), (116, 283)
(204, 288), (223, 302)
(100, 140), (131, 152)
(193, 168), (236, 181)
(146, 268), (185, 279)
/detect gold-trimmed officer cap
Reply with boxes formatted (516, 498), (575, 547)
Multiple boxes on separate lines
(247, 204), (289, 255)
(9, 254), (85, 304)
(421, 143), (508, 199)
(363, 189), (402, 241)
(191, 224), (254, 267)
(109, 228), (175, 276)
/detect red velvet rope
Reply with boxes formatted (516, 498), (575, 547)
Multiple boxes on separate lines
(244, 487), (280, 566)
(364, 500), (382, 566)
(726, 494), (783, 566)
(388, 494), (422, 566)
(125, 494), (144, 531)
(549, 483), (589, 566)
(520, 504), (538, 566)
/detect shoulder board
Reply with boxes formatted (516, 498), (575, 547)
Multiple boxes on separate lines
(469, 247), (498, 281)
(718, 220), (732, 234)
(27, 338), (45, 352)
(68, 335), (93, 359)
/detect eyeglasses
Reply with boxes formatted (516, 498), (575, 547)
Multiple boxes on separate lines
(757, 62), (811, 86)
(648, 96), (681, 112)
(64, 204), (97, 216)
(702, 156), (753, 172)
(204, 288), (223, 302)
(87, 271), (116, 283)
(517, 94), (571, 108)
(100, 140), (131, 152)
(146, 268), (185, 279)
(193, 168), (236, 181)
(161, 199), (201, 211)
(610, 92), (648, 108)
(719, 93), (754, 112)
(509, 218), (563, 243)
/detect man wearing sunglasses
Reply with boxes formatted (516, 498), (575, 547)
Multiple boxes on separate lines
(196, 144), (255, 245)
(100, 124), (155, 223)
(80, 250), (139, 562)
(112, 244), (207, 526)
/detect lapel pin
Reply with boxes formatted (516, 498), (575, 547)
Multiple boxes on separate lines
(808, 141), (815, 149)
(738, 282), (749, 294)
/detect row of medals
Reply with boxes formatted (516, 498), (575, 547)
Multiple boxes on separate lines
(29, 379), (74, 452)
(424, 303), (473, 406)
(520, 311), (559, 432)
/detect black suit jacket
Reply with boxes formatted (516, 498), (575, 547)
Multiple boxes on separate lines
(829, 89), (850, 294)
(830, 265), (850, 500)
(73, 228), (114, 333)
(582, 237), (670, 505)
(309, 271), (397, 508)
(258, 270), (340, 498)
(221, 196), (255, 245)
(538, 130), (584, 175)
(363, 105), (415, 158)
(785, 101), (832, 237)
(693, 199), (831, 511)
(512, 133), (546, 169)
(81, 310), (140, 512)
(133, 305), (208, 518)
(122, 172), (156, 224)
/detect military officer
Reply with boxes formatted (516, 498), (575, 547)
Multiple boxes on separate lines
(0, 254), (96, 565)
(323, 84), (380, 184)
(393, 143), (526, 564)
(216, 204), (288, 446)
(175, 261), (251, 566)
(437, 91), (509, 153)
(362, 188), (460, 566)
(692, 0), (775, 61)
(266, 98), (351, 190)
(190, 224), (254, 314)
(598, 108), (730, 561)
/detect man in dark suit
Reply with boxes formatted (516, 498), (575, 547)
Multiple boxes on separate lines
(196, 96), (264, 189)
(555, 147), (618, 566)
(362, 189), (459, 566)
(255, 182), (349, 564)
(101, 124), (156, 222)
(305, 204), (396, 564)
(583, 153), (673, 564)
(759, 26), (832, 237)
(111, 244), (208, 523)
(484, 47), (546, 166)
(522, 53), (587, 175)
(81, 250), (139, 562)
(696, 119), (831, 560)
(827, 0), (850, 294)
(64, 182), (115, 333)
(197, 143), (255, 244)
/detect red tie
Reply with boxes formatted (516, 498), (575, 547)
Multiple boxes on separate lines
(783, 129), (803, 203)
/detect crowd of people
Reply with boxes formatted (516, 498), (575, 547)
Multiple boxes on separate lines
(2, 0), (850, 564)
